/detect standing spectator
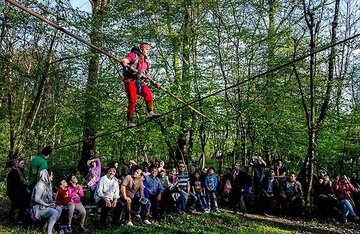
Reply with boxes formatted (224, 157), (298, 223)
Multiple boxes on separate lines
(176, 163), (196, 214)
(145, 166), (164, 219)
(353, 181), (360, 214)
(30, 146), (52, 184)
(205, 168), (219, 212)
(252, 156), (267, 198)
(86, 157), (101, 201)
(200, 167), (209, 187)
(30, 170), (62, 234)
(143, 164), (151, 177)
(188, 165), (197, 186)
(350, 172), (359, 187)
(333, 175), (359, 223)
(169, 167), (178, 184)
(94, 166), (124, 228)
(158, 161), (165, 172)
(120, 169), (151, 226)
(192, 171), (209, 212)
(6, 157), (30, 224)
(280, 172), (303, 217)
(159, 170), (173, 216)
(67, 175), (87, 232)
(261, 169), (280, 215)
(122, 159), (137, 178)
(274, 159), (287, 181)
(230, 163), (248, 214)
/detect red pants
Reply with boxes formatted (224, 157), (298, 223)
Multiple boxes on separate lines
(124, 80), (153, 116)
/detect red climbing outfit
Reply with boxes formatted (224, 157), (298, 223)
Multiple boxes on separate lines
(123, 52), (154, 116)
(121, 43), (158, 127)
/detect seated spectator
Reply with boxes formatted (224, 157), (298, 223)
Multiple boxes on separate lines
(274, 159), (287, 181)
(6, 157), (30, 224)
(333, 175), (359, 223)
(314, 174), (338, 218)
(145, 166), (164, 219)
(94, 166), (124, 228)
(30, 170), (62, 234)
(120, 169), (151, 226)
(205, 168), (220, 212)
(192, 171), (209, 212)
(279, 172), (303, 217)
(67, 175), (87, 232)
(261, 169), (280, 215)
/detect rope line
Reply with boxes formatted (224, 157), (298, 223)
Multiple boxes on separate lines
(4, 0), (360, 152)
(53, 31), (360, 150)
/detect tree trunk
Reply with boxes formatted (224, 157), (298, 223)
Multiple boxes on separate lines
(13, 33), (57, 156)
(79, 0), (110, 174)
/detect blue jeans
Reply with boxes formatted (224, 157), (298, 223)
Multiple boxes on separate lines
(340, 199), (356, 221)
(206, 190), (219, 210)
(195, 192), (208, 211)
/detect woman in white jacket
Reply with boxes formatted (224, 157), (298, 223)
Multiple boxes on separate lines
(31, 169), (62, 234)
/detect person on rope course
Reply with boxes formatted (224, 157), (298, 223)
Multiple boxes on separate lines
(121, 42), (160, 127)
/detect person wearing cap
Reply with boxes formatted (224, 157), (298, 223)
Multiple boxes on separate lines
(121, 42), (160, 127)
(94, 166), (124, 228)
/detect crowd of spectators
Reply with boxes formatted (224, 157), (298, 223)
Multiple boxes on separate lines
(5, 147), (360, 233)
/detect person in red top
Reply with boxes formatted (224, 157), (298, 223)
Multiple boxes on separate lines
(57, 179), (71, 207)
(121, 42), (159, 127)
(57, 178), (87, 233)
(333, 174), (359, 223)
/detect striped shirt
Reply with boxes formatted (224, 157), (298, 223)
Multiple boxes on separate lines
(177, 172), (189, 192)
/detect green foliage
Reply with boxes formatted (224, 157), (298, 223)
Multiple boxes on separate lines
(0, 0), (359, 179)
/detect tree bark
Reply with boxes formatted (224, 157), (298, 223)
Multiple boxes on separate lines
(79, 0), (110, 174)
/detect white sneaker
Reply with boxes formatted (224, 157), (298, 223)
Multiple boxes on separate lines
(126, 221), (134, 227)
(147, 111), (160, 119)
(127, 122), (136, 127)
(143, 219), (151, 225)
(134, 214), (141, 219)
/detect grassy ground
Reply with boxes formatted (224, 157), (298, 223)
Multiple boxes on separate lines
(1, 200), (359, 234)
(0, 181), (358, 234)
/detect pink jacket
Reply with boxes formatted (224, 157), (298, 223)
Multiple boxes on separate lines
(67, 184), (84, 204)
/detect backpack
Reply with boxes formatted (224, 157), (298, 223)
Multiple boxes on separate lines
(123, 46), (149, 78)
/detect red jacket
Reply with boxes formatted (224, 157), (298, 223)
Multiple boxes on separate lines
(57, 187), (71, 206)
(333, 182), (354, 200)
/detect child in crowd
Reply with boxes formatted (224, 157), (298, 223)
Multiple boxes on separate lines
(192, 171), (209, 212)
(205, 168), (220, 212)
(67, 175), (87, 232)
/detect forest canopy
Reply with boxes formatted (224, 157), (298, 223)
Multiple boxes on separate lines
(0, 0), (359, 199)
